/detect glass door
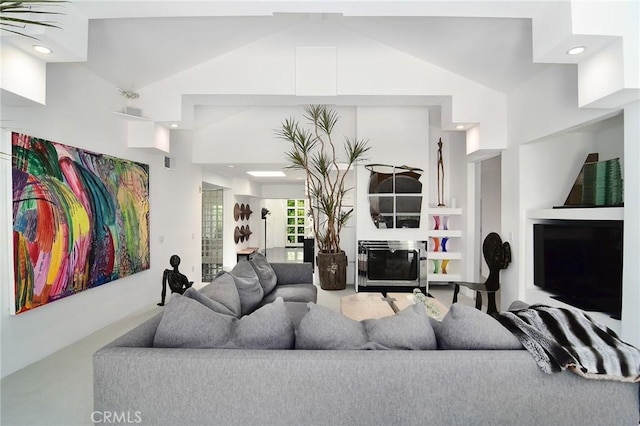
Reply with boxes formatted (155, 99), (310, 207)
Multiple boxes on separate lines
(286, 199), (306, 247)
(202, 188), (223, 281)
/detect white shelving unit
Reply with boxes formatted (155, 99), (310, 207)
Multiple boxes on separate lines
(527, 207), (623, 221)
(110, 111), (152, 121)
(426, 207), (462, 283)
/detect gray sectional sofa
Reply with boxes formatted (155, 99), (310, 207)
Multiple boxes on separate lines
(94, 258), (639, 425)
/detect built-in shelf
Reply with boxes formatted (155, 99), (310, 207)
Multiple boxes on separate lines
(426, 207), (463, 289)
(426, 252), (461, 260)
(524, 288), (620, 333)
(427, 207), (462, 215)
(427, 229), (462, 237)
(527, 207), (623, 221)
(110, 111), (152, 121)
(428, 273), (462, 282)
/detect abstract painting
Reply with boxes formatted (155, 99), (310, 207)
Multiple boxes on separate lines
(11, 132), (150, 314)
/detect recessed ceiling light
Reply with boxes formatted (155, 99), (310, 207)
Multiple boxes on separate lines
(169, 123), (178, 128)
(456, 125), (465, 130)
(33, 45), (52, 54)
(228, 165), (235, 168)
(567, 46), (586, 55)
(247, 171), (286, 177)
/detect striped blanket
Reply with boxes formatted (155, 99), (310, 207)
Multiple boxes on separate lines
(495, 304), (640, 382)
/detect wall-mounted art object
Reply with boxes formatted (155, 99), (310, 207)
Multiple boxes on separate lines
(234, 226), (244, 244)
(11, 132), (150, 314)
(241, 225), (252, 240)
(366, 164), (423, 229)
(234, 203), (253, 221)
(243, 204), (253, 220)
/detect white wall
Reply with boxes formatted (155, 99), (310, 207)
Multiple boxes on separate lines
(355, 106), (431, 242)
(192, 105), (357, 166)
(134, 17), (507, 156)
(0, 63), (203, 378)
(480, 155), (502, 278)
(264, 199), (289, 249)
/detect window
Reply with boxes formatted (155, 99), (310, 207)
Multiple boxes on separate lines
(202, 188), (223, 281)
(286, 199), (306, 246)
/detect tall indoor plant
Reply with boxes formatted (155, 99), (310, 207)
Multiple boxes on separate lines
(1, 0), (66, 39)
(277, 105), (369, 290)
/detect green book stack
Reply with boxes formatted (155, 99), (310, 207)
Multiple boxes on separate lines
(581, 158), (623, 206)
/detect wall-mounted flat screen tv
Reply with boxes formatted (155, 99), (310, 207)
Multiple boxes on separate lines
(533, 220), (623, 319)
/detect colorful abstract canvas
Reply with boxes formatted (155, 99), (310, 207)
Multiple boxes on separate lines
(11, 133), (150, 314)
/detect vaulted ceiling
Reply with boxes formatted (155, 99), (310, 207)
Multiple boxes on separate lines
(84, 13), (547, 94)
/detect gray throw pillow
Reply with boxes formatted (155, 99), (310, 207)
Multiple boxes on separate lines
(295, 303), (368, 350)
(153, 294), (294, 349)
(249, 252), (278, 295)
(230, 261), (264, 315)
(199, 272), (242, 318)
(295, 303), (436, 350)
(435, 303), (523, 350)
(182, 287), (235, 317)
(363, 303), (437, 350)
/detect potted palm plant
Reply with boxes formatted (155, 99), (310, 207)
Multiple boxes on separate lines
(1, 0), (66, 39)
(276, 105), (370, 290)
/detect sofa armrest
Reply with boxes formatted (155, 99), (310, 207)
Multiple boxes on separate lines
(270, 262), (313, 285)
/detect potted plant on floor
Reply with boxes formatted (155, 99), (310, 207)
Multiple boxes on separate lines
(276, 105), (370, 290)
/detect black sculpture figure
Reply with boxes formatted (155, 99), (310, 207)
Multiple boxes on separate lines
(157, 254), (193, 306)
(452, 232), (511, 315)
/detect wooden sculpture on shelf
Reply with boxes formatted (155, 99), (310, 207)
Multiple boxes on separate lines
(157, 255), (193, 306)
(436, 138), (445, 207)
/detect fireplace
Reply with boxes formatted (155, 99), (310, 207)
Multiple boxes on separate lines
(357, 240), (422, 289)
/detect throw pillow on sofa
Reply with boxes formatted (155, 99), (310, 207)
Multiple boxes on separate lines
(182, 287), (236, 317)
(435, 303), (522, 350)
(249, 252), (278, 295)
(230, 260), (264, 315)
(153, 294), (294, 349)
(199, 272), (242, 318)
(296, 303), (437, 350)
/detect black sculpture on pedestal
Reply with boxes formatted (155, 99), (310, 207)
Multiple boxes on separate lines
(157, 254), (193, 306)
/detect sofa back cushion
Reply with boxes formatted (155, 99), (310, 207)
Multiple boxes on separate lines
(249, 253), (278, 295)
(230, 261), (264, 315)
(153, 294), (294, 349)
(296, 303), (437, 350)
(199, 272), (242, 318)
(433, 303), (522, 350)
(183, 287), (236, 317)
